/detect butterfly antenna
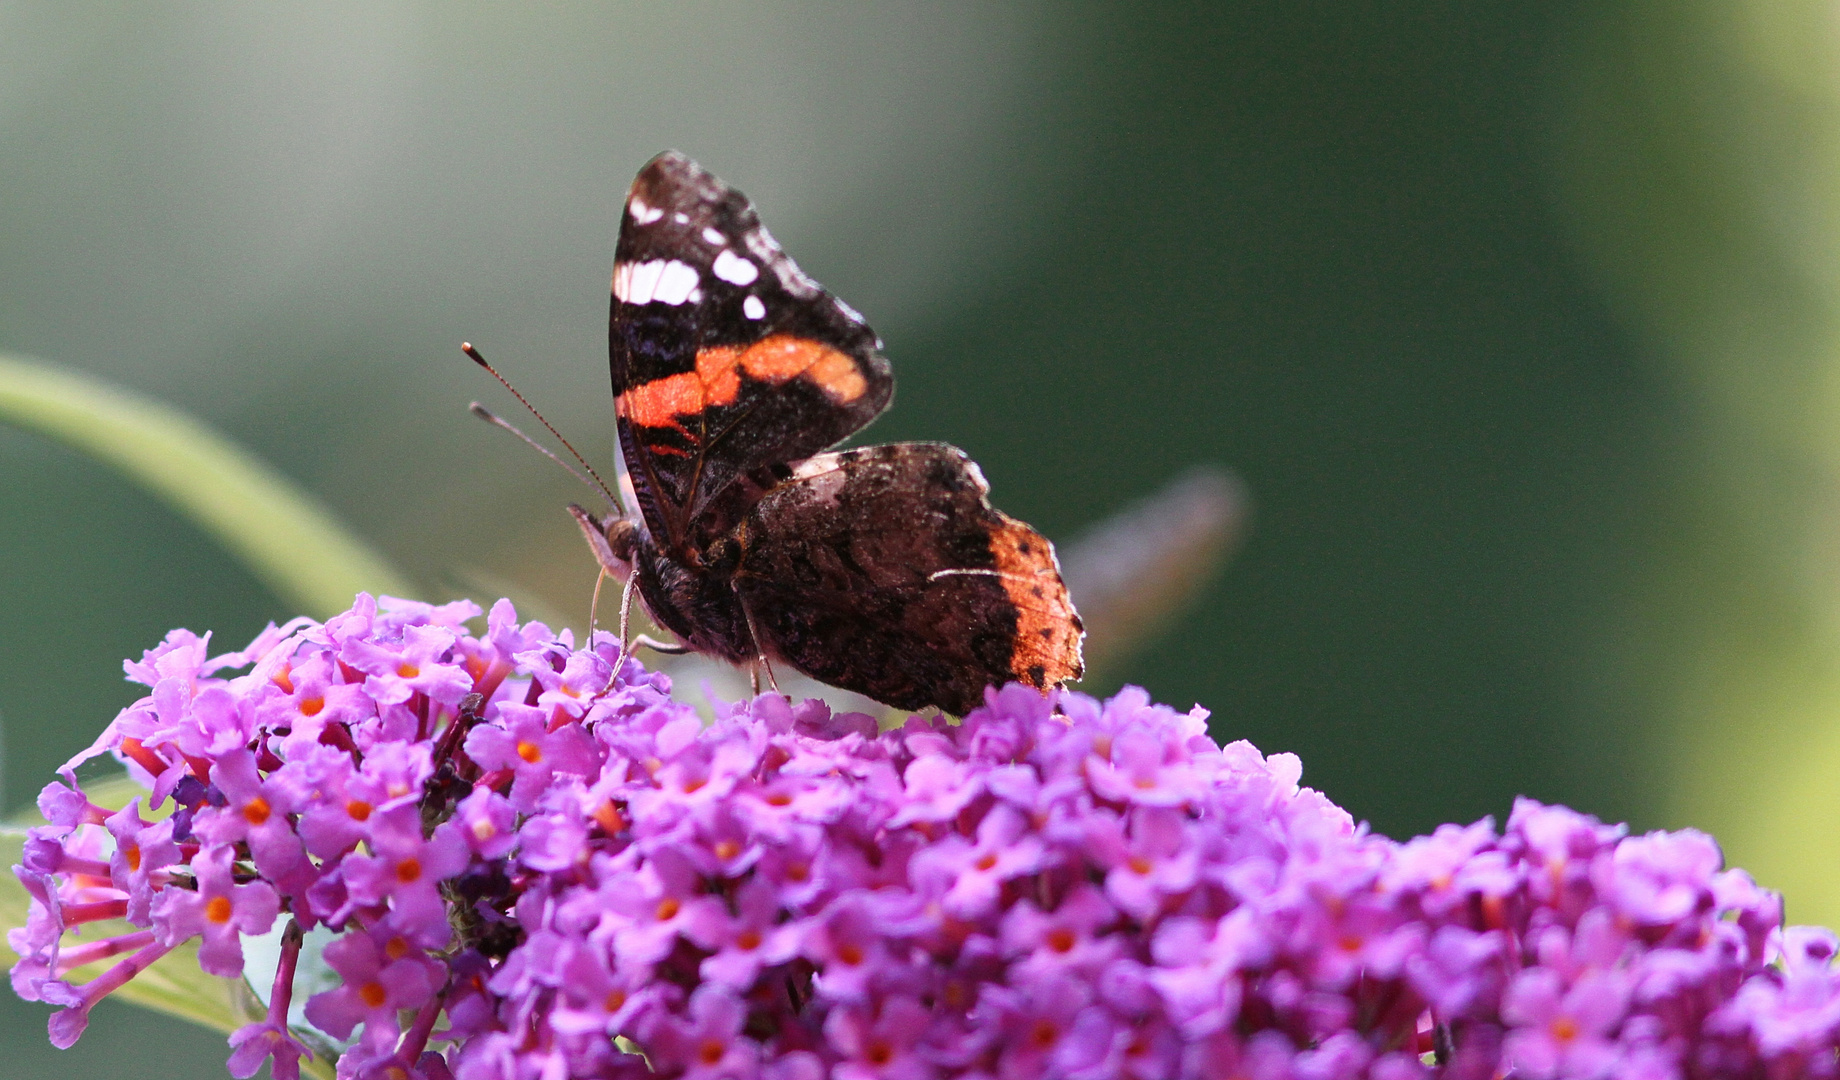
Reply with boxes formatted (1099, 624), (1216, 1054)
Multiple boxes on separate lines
(463, 341), (620, 509)
(468, 402), (616, 509)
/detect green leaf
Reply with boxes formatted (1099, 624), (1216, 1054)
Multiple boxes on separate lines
(0, 353), (416, 618)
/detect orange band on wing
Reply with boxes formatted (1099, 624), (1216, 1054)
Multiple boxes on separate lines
(988, 519), (1084, 688)
(618, 335), (866, 430)
(734, 336), (868, 402)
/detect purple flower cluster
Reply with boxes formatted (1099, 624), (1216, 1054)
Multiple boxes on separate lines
(11, 594), (1840, 1079)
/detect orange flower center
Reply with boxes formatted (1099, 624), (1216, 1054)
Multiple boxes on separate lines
(360, 981), (388, 1008)
(204, 895), (234, 923)
(516, 740), (542, 764)
(592, 801), (626, 834)
(394, 857), (422, 884)
(242, 796), (271, 825)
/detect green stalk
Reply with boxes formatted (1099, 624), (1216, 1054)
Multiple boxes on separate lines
(0, 353), (415, 617)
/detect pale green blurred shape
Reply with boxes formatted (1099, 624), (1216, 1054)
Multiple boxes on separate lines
(1557, 0), (1840, 924)
(0, 354), (416, 619)
(0, 354), (408, 1068)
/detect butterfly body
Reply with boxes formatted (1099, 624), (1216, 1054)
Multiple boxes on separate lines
(586, 152), (1082, 715)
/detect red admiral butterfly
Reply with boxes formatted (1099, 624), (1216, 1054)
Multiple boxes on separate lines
(572, 152), (1082, 715)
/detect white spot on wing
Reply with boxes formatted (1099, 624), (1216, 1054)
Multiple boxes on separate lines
(673, 212), (689, 224)
(652, 260), (700, 306)
(834, 297), (866, 324)
(782, 452), (852, 507)
(787, 452), (847, 482)
(743, 295), (766, 320)
(617, 259), (702, 306)
(626, 260), (665, 305)
(713, 249), (759, 286)
(702, 226), (726, 246)
(628, 197), (663, 225)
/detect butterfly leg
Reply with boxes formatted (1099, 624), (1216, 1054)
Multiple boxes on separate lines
(617, 572), (638, 651)
(588, 567), (608, 640)
(736, 590), (783, 696)
(632, 634), (692, 656)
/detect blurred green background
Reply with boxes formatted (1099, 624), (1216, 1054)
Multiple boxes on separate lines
(7, 2), (1840, 1073)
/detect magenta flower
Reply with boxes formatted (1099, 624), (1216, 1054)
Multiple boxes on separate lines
(191, 749), (314, 895)
(103, 801), (178, 924)
(1501, 967), (1631, 1078)
(149, 843), (279, 976)
(912, 804), (1046, 919)
(824, 996), (934, 1080)
(339, 805), (469, 948)
(14, 593), (1840, 1080)
(302, 927), (443, 1054)
(464, 700), (602, 811)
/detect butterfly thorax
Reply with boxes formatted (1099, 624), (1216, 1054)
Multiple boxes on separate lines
(631, 530), (757, 664)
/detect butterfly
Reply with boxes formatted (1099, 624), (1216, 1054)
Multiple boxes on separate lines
(572, 152), (1082, 715)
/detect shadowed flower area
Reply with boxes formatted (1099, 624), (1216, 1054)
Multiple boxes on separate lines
(10, 595), (1840, 1079)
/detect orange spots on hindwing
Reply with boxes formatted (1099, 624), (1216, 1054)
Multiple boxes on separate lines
(988, 518), (1085, 688)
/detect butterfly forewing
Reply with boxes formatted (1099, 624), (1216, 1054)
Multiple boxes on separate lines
(609, 152), (893, 551)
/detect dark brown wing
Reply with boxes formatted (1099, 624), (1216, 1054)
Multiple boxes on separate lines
(734, 443), (1084, 715)
(609, 152), (893, 551)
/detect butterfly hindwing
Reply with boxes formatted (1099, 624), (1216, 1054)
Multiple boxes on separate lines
(610, 152), (894, 549)
(734, 443), (1084, 715)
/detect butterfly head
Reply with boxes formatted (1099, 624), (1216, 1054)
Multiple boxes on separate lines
(568, 504), (639, 583)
